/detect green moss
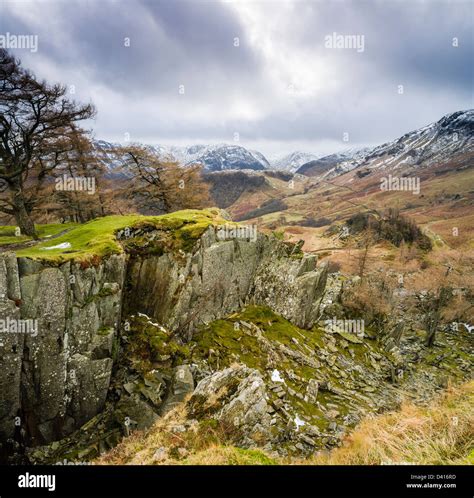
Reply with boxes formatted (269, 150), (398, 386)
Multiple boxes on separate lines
(15, 215), (142, 263)
(272, 230), (285, 240)
(126, 315), (190, 373)
(192, 316), (264, 370)
(0, 222), (77, 246)
(192, 305), (329, 372)
(97, 326), (114, 336)
(229, 447), (277, 465)
(199, 418), (219, 430)
(335, 330), (363, 344)
(97, 286), (117, 298)
(82, 286), (118, 307)
(12, 209), (226, 263)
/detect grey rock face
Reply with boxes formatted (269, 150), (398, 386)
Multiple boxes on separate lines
(160, 365), (195, 415)
(0, 224), (327, 450)
(125, 228), (327, 336)
(251, 253), (327, 329)
(0, 253), (23, 442)
(0, 253), (127, 445)
(190, 365), (272, 445)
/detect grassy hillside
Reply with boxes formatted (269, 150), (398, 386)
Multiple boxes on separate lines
(307, 381), (474, 465)
(0, 222), (77, 245)
(0, 209), (227, 263)
(227, 166), (474, 253)
(97, 381), (474, 465)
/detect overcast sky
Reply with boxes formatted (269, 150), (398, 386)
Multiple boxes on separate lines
(1, 0), (473, 158)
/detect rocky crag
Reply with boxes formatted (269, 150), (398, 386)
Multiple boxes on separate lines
(0, 253), (126, 450)
(0, 211), (472, 464)
(0, 212), (328, 461)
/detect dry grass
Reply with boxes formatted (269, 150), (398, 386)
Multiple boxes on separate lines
(303, 381), (474, 465)
(96, 382), (474, 466)
(95, 403), (275, 465)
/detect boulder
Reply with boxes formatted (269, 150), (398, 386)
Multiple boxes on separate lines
(189, 365), (272, 444)
(161, 365), (194, 414)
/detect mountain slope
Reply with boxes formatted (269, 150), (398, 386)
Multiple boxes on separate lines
(93, 141), (270, 172)
(297, 110), (474, 180)
(296, 148), (370, 177)
(361, 109), (474, 172)
(271, 151), (321, 172)
(180, 144), (269, 171)
(223, 110), (474, 253)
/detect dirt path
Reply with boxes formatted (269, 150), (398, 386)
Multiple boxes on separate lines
(0, 227), (75, 253)
(423, 224), (449, 248)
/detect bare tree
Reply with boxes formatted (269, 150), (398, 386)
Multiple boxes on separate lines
(51, 131), (106, 222)
(418, 286), (451, 347)
(0, 49), (95, 237)
(354, 228), (374, 278)
(119, 145), (211, 215)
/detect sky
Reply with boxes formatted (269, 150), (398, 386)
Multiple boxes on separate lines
(1, 0), (473, 159)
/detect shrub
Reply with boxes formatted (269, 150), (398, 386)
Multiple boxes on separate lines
(327, 260), (341, 274)
(239, 198), (287, 220)
(346, 209), (432, 250)
(294, 216), (331, 228)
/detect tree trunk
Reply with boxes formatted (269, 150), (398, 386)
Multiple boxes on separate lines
(424, 311), (439, 347)
(391, 321), (404, 346)
(13, 192), (37, 239)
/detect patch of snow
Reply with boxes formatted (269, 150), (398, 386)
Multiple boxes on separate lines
(294, 414), (306, 431)
(40, 242), (71, 251)
(137, 312), (168, 332)
(271, 369), (284, 383)
(270, 151), (321, 172)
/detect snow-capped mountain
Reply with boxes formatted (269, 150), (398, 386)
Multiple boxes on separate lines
(93, 141), (269, 172)
(172, 144), (269, 171)
(358, 109), (474, 171)
(270, 152), (321, 173)
(94, 109), (473, 179)
(167, 144), (208, 165)
(296, 147), (371, 177)
(297, 110), (474, 179)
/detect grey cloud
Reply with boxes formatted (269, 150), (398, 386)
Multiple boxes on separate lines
(1, 0), (472, 155)
(2, 0), (262, 96)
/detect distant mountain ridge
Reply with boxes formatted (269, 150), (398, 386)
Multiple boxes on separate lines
(94, 109), (473, 177)
(296, 147), (371, 177)
(270, 151), (322, 172)
(93, 141), (270, 172)
(296, 109), (474, 179)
